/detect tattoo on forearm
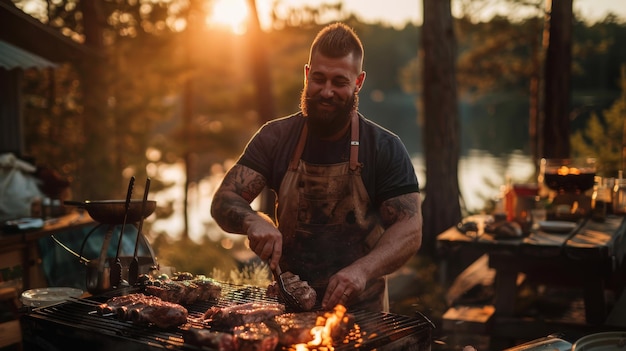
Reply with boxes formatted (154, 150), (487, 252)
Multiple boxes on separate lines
(379, 194), (418, 228)
(213, 165), (267, 233)
(229, 166), (266, 202)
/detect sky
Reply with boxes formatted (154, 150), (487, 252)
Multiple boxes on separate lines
(253, 0), (626, 29)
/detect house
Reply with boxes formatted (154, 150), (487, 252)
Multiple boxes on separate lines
(0, 0), (98, 157)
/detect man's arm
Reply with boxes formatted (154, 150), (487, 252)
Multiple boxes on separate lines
(210, 164), (283, 268)
(364, 191), (423, 276)
(322, 192), (422, 309)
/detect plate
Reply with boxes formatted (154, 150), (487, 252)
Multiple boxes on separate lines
(21, 287), (83, 307)
(538, 220), (577, 233)
(572, 331), (626, 350)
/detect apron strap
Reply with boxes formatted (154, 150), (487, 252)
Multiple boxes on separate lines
(349, 111), (360, 171)
(289, 112), (360, 171)
(289, 122), (308, 171)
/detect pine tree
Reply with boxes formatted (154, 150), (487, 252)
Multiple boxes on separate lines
(571, 64), (626, 177)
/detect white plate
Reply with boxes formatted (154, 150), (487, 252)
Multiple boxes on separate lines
(572, 331), (626, 350)
(538, 220), (577, 233)
(21, 287), (83, 307)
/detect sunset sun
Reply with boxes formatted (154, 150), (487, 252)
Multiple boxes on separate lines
(206, 0), (249, 35)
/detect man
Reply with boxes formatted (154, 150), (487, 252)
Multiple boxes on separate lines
(211, 22), (422, 312)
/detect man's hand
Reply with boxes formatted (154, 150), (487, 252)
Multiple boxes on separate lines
(322, 264), (368, 310)
(211, 164), (282, 267)
(245, 213), (283, 269)
(322, 192), (423, 310)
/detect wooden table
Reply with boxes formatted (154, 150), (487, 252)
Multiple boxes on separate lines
(437, 214), (626, 326)
(0, 211), (95, 291)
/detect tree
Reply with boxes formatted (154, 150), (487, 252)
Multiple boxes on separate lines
(246, 0), (278, 219)
(571, 64), (626, 176)
(542, 0), (573, 159)
(421, 0), (462, 256)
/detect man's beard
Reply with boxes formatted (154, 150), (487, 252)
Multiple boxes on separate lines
(301, 89), (358, 138)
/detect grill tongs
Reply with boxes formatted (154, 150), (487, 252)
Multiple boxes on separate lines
(270, 264), (305, 311)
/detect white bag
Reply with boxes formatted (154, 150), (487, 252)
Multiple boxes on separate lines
(0, 153), (45, 221)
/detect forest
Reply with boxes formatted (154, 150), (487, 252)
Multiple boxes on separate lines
(18, 0), (626, 198)
(13, 0), (626, 296)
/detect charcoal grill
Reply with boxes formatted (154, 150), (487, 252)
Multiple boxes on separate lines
(20, 282), (434, 351)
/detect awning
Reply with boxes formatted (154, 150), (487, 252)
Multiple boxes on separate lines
(0, 40), (57, 69)
(0, 1), (100, 63)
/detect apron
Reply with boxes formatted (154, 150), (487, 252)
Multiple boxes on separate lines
(277, 112), (388, 312)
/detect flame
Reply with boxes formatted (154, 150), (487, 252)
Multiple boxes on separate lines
(291, 304), (348, 351)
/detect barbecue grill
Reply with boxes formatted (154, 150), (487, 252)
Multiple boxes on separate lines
(20, 282), (434, 351)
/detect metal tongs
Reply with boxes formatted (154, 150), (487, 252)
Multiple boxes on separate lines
(270, 263), (304, 311)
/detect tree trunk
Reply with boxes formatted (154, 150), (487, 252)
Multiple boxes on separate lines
(78, 0), (117, 200)
(542, 0), (573, 159)
(247, 0), (277, 219)
(421, 0), (462, 256)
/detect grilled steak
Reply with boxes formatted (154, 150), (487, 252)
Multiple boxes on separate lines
(280, 272), (317, 311)
(98, 293), (188, 329)
(97, 293), (161, 315)
(267, 312), (319, 345)
(138, 273), (222, 304)
(130, 302), (188, 329)
(183, 328), (235, 351)
(267, 306), (355, 346)
(233, 322), (279, 351)
(204, 302), (286, 329)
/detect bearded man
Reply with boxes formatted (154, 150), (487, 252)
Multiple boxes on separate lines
(211, 22), (422, 312)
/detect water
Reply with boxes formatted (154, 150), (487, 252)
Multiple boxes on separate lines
(149, 150), (536, 243)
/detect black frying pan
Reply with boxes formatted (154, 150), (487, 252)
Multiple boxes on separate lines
(64, 199), (156, 224)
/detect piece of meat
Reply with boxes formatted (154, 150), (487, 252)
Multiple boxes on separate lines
(233, 322), (278, 351)
(194, 276), (224, 301)
(139, 273), (222, 304)
(204, 302), (286, 329)
(266, 281), (279, 299)
(267, 307), (355, 346)
(97, 293), (146, 314)
(268, 312), (319, 345)
(183, 328), (235, 351)
(280, 272), (317, 311)
(97, 293), (161, 315)
(98, 293), (188, 329)
(130, 302), (188, 329)
(117, 302), (148, 320)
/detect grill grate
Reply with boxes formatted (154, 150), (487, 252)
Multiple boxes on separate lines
(20, 283), (433, 350)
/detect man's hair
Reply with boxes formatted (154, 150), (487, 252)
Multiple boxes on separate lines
(308, 22), (364, 67)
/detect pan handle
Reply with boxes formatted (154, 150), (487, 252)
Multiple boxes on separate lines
(51, 235), (91, 263)
(64, 200), (86, 208)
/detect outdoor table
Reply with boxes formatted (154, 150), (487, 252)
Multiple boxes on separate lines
(0, 211), (95, 291)
(437, 214), (626, 325)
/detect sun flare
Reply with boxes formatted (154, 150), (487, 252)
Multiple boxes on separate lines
(206, 0), (249, 35)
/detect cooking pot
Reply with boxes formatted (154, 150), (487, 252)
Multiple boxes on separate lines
(64, 200), (156, 224)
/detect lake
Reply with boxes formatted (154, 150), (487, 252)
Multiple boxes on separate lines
(150, 150), (536, 243)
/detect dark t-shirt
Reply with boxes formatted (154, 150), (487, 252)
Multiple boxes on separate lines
(237, 112), (419, 207)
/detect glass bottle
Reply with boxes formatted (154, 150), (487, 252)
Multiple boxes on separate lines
(592, 177), (610, 222)
(614, 171), (626, 215)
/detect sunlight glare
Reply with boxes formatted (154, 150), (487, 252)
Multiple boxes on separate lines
(206, 0), (249, 35)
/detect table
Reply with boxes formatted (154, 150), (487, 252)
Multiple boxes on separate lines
(437, 214), (626, 326)
(0, 211), (95, 291)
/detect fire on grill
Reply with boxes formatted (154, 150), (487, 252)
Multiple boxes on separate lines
(20, 276), (434, 351)
(98, 292), (352, 349)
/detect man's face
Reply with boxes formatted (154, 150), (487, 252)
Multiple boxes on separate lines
(301, 52), (366, 138)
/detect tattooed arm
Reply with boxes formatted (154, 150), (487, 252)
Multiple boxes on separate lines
(211, 164), (283, 268)
(322, 192), (423, 309)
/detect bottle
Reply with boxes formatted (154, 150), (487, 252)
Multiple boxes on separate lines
(591, 176), (610, 222)
(504, 176), (515, 222)
(614, 171), (626, 215)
